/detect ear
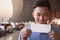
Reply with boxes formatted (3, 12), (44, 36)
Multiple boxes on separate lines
(32, 11), (35, 18)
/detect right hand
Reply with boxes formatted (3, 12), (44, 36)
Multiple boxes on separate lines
(21, 28), (32, 38)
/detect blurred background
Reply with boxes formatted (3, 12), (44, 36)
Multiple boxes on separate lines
(0, 0), (60, 40)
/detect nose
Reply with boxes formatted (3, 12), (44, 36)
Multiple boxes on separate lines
(39, 15), (43, 20)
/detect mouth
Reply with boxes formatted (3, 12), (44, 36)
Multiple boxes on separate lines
(37, 20), (44, 24)
(36, 19), (46, 24)
(39, 21), (44, 24)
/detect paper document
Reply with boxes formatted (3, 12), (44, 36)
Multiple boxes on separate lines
(30, 24), (51, 33)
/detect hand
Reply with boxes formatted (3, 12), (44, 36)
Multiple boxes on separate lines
(49, 30), (60, 40)
(21, 28), (32, 40)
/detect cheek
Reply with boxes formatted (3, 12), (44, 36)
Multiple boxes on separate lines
(44, 16), (48, 20)
(44, 16), (48, 22)
(8, 27), (11, 29)
(34, 16), (40, 21)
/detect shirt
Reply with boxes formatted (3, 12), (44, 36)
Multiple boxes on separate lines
(18, 24), (60, 40)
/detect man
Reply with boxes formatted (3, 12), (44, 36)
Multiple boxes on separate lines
(18, 0), (60, 40)
(6, 24), (13, 33)
(18, 23), (25, 30)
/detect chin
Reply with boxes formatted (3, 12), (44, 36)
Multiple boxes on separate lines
(36, 21), (46, 24)
(36, 22), (43, 24)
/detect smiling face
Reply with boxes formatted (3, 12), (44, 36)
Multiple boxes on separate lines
(32, 7), (50, 24)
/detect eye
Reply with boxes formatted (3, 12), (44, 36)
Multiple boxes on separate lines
(44, 13), (48, 16)
(38, 14), (40, 16)
(37, 13), (41, 16)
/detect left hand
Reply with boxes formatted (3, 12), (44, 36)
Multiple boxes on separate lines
(49, 30), (60, 40)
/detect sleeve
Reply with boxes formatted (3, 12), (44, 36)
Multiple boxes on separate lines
(18, 24), (31, 40)
(54, 25), (60, 34)
(51, 25), (60, 33)
(18, 32), (31, 40)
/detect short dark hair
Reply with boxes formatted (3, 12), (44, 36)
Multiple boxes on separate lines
(18, 23), (25, 27)
(5, 24), (12, 27)
(33, 0), (51, 10)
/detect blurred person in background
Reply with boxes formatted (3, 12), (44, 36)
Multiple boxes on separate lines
(17, 23), (25, 30)
(6, 24), (13, 34)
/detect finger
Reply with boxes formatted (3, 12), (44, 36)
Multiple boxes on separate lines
(49, 35), (55, 40)
(49, 35), (54, 38)
(51, 37), (55, 40)
(49, 32), (54, 36)
(21, 29), (28, 33)
(49, 30), (55, 33)
(21, 28), (28, 31)
(22, 35), (28, 37)
(49, 31), (55, 35)
(21, 31), (27, 35)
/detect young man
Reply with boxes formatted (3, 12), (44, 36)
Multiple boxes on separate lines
(6, 24), (13, 33)
(18, 23), (25, 30)
(18, 0), (60, 40)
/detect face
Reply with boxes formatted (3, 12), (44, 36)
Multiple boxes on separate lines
(32, 7), (50, 24)
(19, 25), (24, 29)
(7, 26), (12, 30)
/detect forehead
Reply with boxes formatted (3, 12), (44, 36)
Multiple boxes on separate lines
(8, 26), (12, 27)
(19, 24), (24, 26)
(33, 7), (50, 14)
